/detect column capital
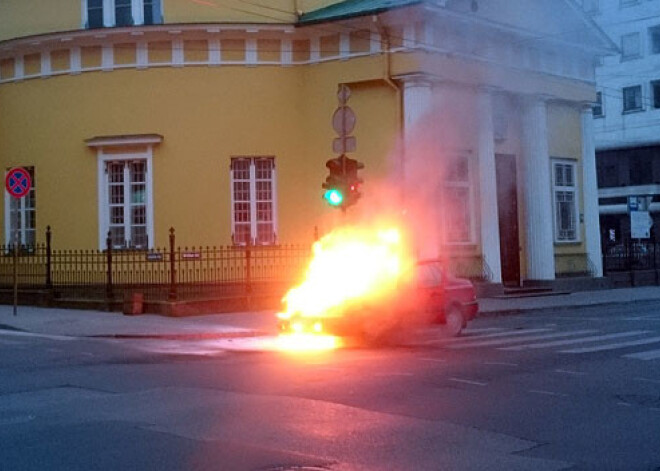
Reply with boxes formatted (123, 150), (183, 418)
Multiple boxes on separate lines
(579, 101), (596, 113)
(394, 73), (441, 90)
(476, 85), (502, 96)
(520, 93), (554, 107)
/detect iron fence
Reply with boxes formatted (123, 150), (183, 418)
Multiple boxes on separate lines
(0, 227), (311, 303)
(602, 240), (659, 273)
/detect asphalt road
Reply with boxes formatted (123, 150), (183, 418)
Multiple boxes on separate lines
(1, 302), (660, 470)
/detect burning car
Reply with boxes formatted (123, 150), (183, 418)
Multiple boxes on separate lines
(278, 258), (478, 344)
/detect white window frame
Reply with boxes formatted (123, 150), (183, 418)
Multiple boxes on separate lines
(652, 79), (660, 109)
(622, 84), (644, 113)
(87, 135), (159, 250)
(552, 159), (580, 243)
(82, 0), (162, 28)
(581, 0), (599, 14)
(651, 25), (660, 55)
(230, 156), (278, 246)
(4, 167), (36, 247)
(442, 152), (475, 245)
(621, 32), (641, 61)
(593, 90), (604, 117)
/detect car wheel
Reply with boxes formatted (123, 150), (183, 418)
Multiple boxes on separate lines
(443, 305), (464, 337)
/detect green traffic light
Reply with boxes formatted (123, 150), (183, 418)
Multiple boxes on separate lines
(324, 189), (343, 206)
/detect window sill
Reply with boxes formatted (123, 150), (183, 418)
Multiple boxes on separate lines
(622, 108), (645, 115)
(554, 240), (582, 246)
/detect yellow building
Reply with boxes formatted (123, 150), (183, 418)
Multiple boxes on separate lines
(0, 0), (615, 287)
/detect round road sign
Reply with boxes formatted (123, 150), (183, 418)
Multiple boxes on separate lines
(5, 167), (31, 198)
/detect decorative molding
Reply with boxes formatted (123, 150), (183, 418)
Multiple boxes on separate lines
(85, 133), (164, 148)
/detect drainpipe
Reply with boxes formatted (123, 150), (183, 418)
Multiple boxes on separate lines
(374, 16), (404, 206)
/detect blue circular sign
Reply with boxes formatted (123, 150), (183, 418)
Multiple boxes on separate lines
(5, 167), (31, 198)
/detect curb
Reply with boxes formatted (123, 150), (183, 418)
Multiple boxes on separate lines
(86, 330), (269, 340)
(478, 296), (660, 318)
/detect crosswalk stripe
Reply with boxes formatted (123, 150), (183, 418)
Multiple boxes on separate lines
(500, 330), (651, 351)
(624, 349), (660, 360)
(423, 328), (551, 346)
(451, 328), (551, 341)
(462, 328), (506, 334)
(561, 336), (660, 354)
(450, 329), (597, 349)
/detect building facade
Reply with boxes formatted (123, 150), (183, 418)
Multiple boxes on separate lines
(0, 0), (613, 286)
(582, 0), (660, 244)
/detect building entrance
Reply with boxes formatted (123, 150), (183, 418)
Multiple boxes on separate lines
(495, 154), (521, 286)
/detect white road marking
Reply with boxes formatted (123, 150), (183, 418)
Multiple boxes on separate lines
(501, 330), (652, 351)
(419, 357), (447, 363)
(373, 372), (414, 377)
(448, 377), (488, 386)
(451, 329), (596, 349)
(617, 402), (632, 407)
(624, 348), (660, 360)
(561, 336), (660, 354)
(528, 389), (568, 397)
(554, 369), (587, 376)
(0, 330), (74, 341)
(483, 361), (519, 367)
(435, 328), (550, 344)
(462, 328), (506, 334)
(634, 377), (660, 384)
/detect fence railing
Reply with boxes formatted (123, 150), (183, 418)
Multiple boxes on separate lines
(0, 226), (312, 302)
(602, 241), (660, 274)
(0, 226), (494, 307)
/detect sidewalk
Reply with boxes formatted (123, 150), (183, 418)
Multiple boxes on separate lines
(2, 286), (660, 339)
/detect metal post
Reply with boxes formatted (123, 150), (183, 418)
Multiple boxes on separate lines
(106, 231), (114, 303)
(628, 237), (635, 287)
(46, 225), (52, 289)
(12, 215), (18, 316)
(245, 238), (252, 309)
(246, 238), (252, 294)
(168, 227), (177, 301)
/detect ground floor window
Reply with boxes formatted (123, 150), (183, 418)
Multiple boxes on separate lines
(552, 160), (579, 242)
(4, 166), (36, 247)
(442, 153), (474, 244)
(230, 156), (277, 245)
(105, 160), (148, 249)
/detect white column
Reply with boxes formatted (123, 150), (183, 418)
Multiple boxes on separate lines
(402, 77), (434, 190)
(521, 96), (555, 281)
(581, 105), (603, 277)
(402, 76), (435, 259)
(477, 89), (502, 283)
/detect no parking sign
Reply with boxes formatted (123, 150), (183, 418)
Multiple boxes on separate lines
(5, 167), (31, 198)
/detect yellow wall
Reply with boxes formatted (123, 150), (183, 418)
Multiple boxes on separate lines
(0, 54), (399, 249)
(161, 0), (296, 24)
(0, 0), (343, 42)
(0, 0), (80, 41)
(547, 103), (587, 263)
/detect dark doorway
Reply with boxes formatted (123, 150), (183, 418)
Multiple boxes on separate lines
(495, 154), (521, 286)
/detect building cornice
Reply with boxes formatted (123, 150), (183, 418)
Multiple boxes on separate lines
(85, 134), (163, 148)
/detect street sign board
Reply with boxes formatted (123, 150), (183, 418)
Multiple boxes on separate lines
(5, 167), (31, 198)
(337, 84), (351, 104)
(332, 106), (356, 136)
(631, 210), (653, 239)
(333, 136), (356, 154)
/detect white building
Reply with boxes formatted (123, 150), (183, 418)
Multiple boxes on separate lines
(583, 0), (660, 243)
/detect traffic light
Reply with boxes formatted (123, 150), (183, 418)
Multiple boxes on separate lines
(322, 155), (364, 210)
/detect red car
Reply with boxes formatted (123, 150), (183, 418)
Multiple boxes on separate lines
(415, 259), (479, 336)
(278, 259), (478, 342)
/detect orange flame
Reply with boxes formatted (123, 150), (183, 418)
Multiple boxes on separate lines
(277, 223), (415, 351)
